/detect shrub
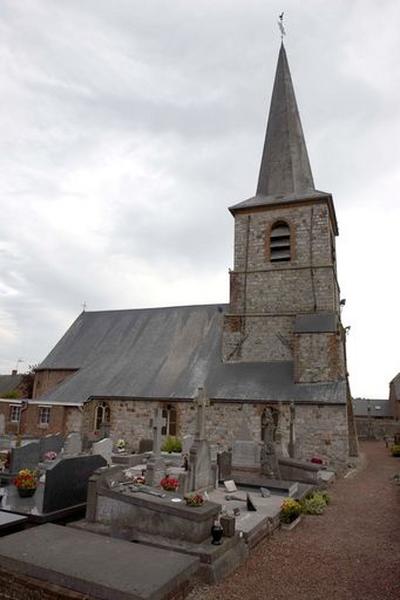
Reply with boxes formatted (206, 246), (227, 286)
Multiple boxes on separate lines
(391, 445), (400, 457)
(280, 498), (302, 524)
(301, 491), (328, 515)
(319, 490), (331, 505)
(161, 436), (182, 453)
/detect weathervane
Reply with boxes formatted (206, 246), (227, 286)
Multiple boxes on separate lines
(278, 12), (286, 40)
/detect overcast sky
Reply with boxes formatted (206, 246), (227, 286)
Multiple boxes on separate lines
(0, 0), (399, 398)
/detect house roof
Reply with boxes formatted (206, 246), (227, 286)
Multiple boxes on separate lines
(0, 374), (23, 397)
(37, 305), (346, 406)
(390, 373), (400, 399)
(352, 398), (392, 418)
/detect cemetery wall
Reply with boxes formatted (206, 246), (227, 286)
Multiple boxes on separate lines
(355, 417), (400, 440)
(83, 398), (349, 468)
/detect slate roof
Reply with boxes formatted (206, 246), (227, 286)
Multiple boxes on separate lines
(256, 43), (315, 198)
(37, 305), (346, 406)
(294, 313), (338, 333)
(390, 373), (400, 399)
(352, 398), (393, 418)
(229, 44), (338, 235)
(0, 374), (23, 397)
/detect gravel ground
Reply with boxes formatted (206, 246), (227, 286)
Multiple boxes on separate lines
(188, 441), (400, 600)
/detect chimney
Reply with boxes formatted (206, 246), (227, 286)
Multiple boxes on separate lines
(11, 369), (17, 376)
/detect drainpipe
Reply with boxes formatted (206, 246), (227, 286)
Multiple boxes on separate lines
(17, 400), (29, 440)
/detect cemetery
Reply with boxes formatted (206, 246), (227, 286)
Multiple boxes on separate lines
(0, 389), (338, 598)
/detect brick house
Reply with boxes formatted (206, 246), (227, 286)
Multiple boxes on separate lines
(389, 373), (400, 420)
(5, 43), (358, 468)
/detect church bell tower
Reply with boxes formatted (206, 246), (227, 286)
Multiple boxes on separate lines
(223, 43), (346, 386)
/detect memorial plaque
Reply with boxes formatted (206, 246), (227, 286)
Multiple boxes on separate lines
(232, 440), (260, 469)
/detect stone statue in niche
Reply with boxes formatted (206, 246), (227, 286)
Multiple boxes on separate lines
(260, 407), (281, 479)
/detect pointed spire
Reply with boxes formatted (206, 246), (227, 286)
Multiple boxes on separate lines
(256, 43), (315, 197)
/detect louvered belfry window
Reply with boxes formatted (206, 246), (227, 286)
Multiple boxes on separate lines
(270, 221), (291, 262)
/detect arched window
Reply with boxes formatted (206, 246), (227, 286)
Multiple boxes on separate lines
(94, 401), (111, 432)
(162, 404), (177, 437)
(270, 221), (291, 262)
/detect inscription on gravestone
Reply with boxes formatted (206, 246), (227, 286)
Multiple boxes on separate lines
(43, 455), (107, 513)
(232, 440), (260, 468)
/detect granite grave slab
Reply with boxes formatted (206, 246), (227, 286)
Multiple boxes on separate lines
(0, 524), (199, 600)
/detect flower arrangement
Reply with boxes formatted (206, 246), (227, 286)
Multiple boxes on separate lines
(160, 475), (179, 492)
(390, 445), (400, 457)
(43, 451), (57, 461)
(280, 498), (302, 524)
(116, 439), (126, 452)
(185, 493), (204, 507)
(14, 469), (38, 490)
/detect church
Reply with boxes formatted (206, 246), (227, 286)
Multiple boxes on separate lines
(1, 43), (358, 469)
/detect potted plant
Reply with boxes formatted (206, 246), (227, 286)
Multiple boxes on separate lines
(280, 498), (302, 529)
(14, 468), (39, 498)
(390, 445), (400, 457)
(160, 475), (180, 492)
(116, 439), (126, 453)
(185, 493), (204, 507)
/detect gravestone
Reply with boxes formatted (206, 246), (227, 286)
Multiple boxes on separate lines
(92, 438), (113, 465)
(39, 434), (64, 457)
(0, 414), (5, 436)
(9, 441), (40, 473)
(138, 438), (153, 454)
(182, 435), (193, 455)
(146, 408), (165, 487)
(209, 444), (218, 463)
(188, 388), (214, 491)
(217, 451), (232, 480)
(42, 455), (107, 513)
(232, 440), (260, 469)
(224, 480), (237, 493)
(64, 433), (82, 456)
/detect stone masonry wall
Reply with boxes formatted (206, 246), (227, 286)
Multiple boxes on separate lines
(83, 399), (349, 469)
(294, 332), (346, 383)
(223, 201), (341, 363)
(33, 369), (78, 399)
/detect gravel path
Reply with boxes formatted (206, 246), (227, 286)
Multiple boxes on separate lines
(188, 441), (400, 600)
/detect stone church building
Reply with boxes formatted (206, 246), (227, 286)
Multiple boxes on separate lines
(1, 44), (358, 468)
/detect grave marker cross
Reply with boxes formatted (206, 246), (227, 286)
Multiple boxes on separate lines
(193, 387), (209, 441)
(150, 407), (165, 458)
